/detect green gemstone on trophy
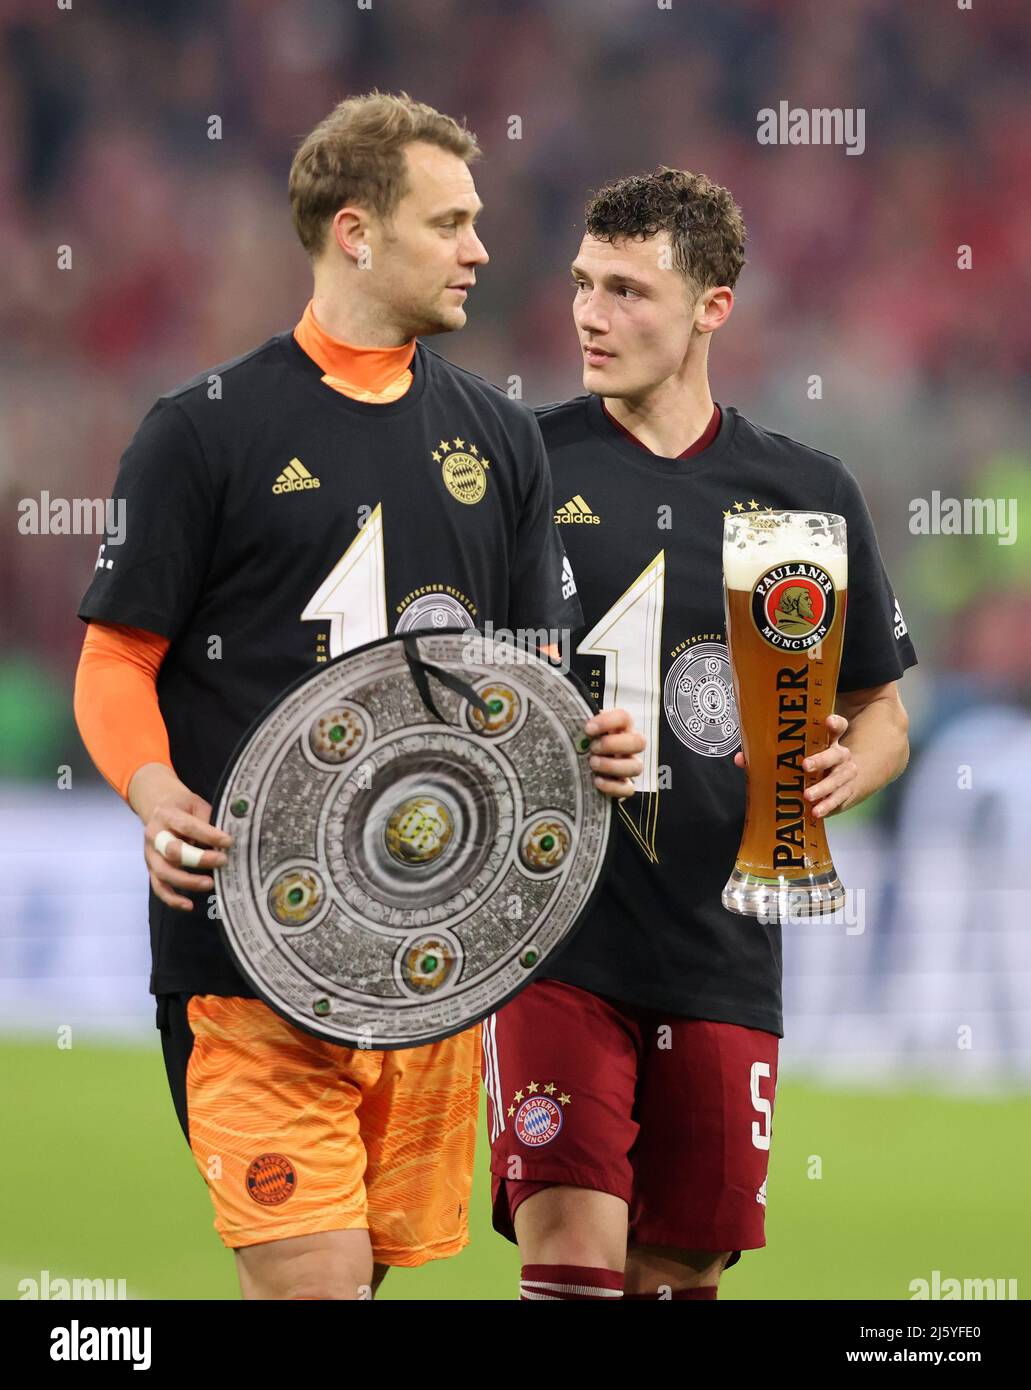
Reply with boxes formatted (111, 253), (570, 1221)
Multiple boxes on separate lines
(520, 948), (539, 968)
(540, 834), (555, 852)
(329, 724), (345, 742)
(578, 735), (591, 751)
(421, 955), (438, 973)
(231, 797), (249, 817)
(488, 698), (503, 714)
(288, 887), (304, 906)
(313, 999), (330, 1017)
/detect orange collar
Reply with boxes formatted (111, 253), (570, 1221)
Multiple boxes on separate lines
(293, 299), (416, 395)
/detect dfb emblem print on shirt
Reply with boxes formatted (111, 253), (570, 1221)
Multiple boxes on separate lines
(664, 640), (740, 756)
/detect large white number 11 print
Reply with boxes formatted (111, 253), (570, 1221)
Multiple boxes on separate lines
(577, 551), (665, 861)
(301, 503), (387, 658)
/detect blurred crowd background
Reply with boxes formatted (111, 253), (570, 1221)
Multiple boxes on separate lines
(1, 0), (1029, 1081)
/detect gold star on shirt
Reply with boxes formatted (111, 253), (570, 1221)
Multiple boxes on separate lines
(733, 500), (745, 512)
(453, 437), (465, 450)
(559, 1092), (571, 1106)
(507, 1104), (515, 1117)
(514, 1089), (524, 1102)
(765, 505), (774, 512)
(431, 450), (441, 462)
(481, 456), (491, 469)
(527, 1081), (539, 1093)
(469, 443), (479, 455)
(544, 1082), (556, 1095)
(438, 439), (449, 453)
(748, 499), (760, 510)
(723, 509), (732, 519)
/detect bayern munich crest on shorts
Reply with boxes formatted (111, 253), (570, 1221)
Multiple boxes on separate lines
(514, 1095), (564, 1146)
(212, 629), (611, 1050)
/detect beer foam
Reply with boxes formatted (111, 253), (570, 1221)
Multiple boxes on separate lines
(723, 512), (848, 590)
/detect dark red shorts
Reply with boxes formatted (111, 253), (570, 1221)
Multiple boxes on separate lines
(481, 979), (779, 1257)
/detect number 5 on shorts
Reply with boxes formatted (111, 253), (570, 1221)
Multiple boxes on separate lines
(751, 1060), (772, 1151)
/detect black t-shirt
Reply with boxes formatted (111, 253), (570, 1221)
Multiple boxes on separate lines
(78, 332), (583, 996)
(537, 394), (918, 1035)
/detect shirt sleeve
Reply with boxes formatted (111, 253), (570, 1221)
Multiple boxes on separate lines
(73, 622), (173, 800)
(77, 398), (218, 641)
(832, 462), (918, 692)
(507, 415), (584, 637)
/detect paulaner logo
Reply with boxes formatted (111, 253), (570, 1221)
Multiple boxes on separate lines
(50, 1320), (151, 1371)
(772, 664), (809, 869)
(752, 562), (837, 651)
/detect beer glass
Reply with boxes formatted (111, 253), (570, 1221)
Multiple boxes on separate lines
(722, 511), (848, 918)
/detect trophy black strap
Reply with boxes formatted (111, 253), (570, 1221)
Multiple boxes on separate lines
(402, 636), (491, 727)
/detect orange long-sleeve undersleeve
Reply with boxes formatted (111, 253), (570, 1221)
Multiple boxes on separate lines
(74, 622), (174, 801)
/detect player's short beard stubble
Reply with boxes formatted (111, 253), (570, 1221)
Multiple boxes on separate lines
(374, 221), (466, 343)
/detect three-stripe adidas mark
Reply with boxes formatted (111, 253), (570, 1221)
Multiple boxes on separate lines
(273, 458), (321, 494)
(555, 494), (600, 524)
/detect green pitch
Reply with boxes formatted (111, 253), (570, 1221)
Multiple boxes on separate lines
(3, 1039), (1027, 1301)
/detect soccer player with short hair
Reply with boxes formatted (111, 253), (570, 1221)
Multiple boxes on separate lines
(73, 92), (643, 1301)
(481, 168), (918, 1300)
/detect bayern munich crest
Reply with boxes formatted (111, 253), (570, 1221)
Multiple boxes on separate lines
(663, 641), (740, 756)
(245, 1153), (298, 1206)
(515, 1096), (563, 1146)
(433, 438), (490, 505)
(511, 1081), (570, 1146)
(751, 561), (839, 651)
(213, 630), (612, 1049)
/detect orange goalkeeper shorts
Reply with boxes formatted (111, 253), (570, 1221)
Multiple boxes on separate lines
(157, 993), (480, 1264)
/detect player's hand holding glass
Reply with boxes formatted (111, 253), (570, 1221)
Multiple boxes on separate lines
(734, 710), (857, 819)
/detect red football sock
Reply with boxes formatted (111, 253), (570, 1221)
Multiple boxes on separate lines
(520, 1263), (624, 1301)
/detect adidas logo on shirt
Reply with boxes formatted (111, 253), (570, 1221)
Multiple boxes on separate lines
(555, 494), (600, 524)
(756, 1178), (767, 1207)
(273, 458), (321, 494)
(893, 598), (908, 640)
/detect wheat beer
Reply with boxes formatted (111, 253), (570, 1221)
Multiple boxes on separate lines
(722, 511), (848, 918)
